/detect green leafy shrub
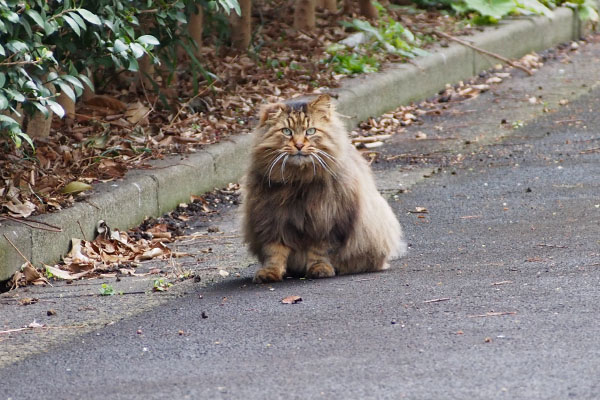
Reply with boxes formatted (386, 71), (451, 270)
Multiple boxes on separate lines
(0, 0), (161, 148)
(0, 0), (240, 150)
(450, 0), (597, 23)
(324, 3), (426, 75)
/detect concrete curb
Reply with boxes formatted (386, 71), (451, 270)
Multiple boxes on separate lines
(0, 7), (584, 281)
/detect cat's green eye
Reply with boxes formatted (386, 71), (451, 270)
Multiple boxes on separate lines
(305, 127), (316, 136)
(281, 128), (293, 136)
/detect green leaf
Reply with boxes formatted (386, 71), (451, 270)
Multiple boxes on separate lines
(68, 11), (87, 30)
(129, 42), (145, 59)
(0, 114), (19, 125)
(351, 19), (384, 42)
(78, 74), (94, 92)
(57, 81), (76, 102)
(113, 39), (128, 53)
(47, 71), (59, 82)
(137, 35), (160, 46)
(7, 40), (29, 53)
(77, 9), (101, 25)
(515, 0), (553, 17)
(0, 43), (4, 56)
(47, 100), (65, 118)
(0, 73), (5, 87)
(127, 56), (139, 71)
(26, 9), (45, 28)
(5, 89), (25, 102)
(61, 181), (92, 194)
(31, 101), (50, 117)
(579, 1), (599, 21)
(61, 75), (84, 90)
(3, 11), (19, 23)
(0, 95), (9, 110)
(462, 0), (515, 19)
(17, 131), (34, 149)
(62, 15), (81, 36)
(44, 19), (57, 35)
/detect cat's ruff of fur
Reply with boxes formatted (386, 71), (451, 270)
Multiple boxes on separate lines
(242, 94), (407, 282)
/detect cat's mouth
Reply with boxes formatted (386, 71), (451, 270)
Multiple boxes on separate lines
(286, 152), (311, 166)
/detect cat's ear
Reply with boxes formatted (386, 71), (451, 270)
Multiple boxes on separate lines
(308, 94), (332, 118)
(258, 103), (285, 125)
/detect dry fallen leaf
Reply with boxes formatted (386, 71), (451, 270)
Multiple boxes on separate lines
(19, 297), (39, 306)
(125, 101), (150, 125)
(281, 295), (302, 304)
(5, 200), (36, 218)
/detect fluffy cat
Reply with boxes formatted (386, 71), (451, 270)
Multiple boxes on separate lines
(242, 94), (407, 283)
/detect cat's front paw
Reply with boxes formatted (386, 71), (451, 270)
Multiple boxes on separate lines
(253, 267), (284, 283)
(306, 262), (335, 279)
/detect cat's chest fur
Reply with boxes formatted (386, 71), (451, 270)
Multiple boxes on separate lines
(250, 176), (357, 250)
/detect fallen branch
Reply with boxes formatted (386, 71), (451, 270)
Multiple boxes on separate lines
(0, 216), (62, 232)
(468, 311), (517, 318)
(433, 30), (533, 76)
(3, 234), (31, 264)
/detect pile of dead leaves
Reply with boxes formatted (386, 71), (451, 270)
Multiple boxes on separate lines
(8, 220), (171, 289)
(7, 185), (241, 290)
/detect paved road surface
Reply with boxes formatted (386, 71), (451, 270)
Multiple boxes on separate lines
(1, 41), (600, 399)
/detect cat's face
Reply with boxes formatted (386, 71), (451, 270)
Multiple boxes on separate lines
(253, 95), (341, 184)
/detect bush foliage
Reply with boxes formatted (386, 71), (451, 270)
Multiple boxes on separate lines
(0, 0), (239, 148)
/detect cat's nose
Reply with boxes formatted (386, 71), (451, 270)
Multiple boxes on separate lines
(294, 142), (304, 151)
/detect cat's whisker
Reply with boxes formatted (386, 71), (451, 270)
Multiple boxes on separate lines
(313, 153), (338, 180)
(266, 152), (287, 187)
(281, 154), (289, 183)
(309, 154), (317, 178)
(316, 149), (338, 165)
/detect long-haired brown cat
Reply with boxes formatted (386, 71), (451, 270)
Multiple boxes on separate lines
(242, 94), (406, 283)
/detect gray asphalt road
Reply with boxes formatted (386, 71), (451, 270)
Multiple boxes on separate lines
(2, 50), (600, 399)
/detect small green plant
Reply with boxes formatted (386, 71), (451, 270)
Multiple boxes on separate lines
(152, 277), (173, 292)
(324, 45), (380, 74)
(324, 2), (427, 75)
(340, 18), (427, 59)
(99, 283), (115, 296)
(565, 0), (599, 22)
(451, 0), (553, 23)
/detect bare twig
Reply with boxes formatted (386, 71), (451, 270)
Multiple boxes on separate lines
(580, 147), (600, 154)
(536, 243), (567, 249)
(77, 220), (87, 241)
(2, 234), (31, 264)
(491, 280), (513, 286)
(0, 324), (87, 335)
(433, 30), (533, 76)
(0, 216), (62, 232)
(423, 297), (450, 303)
(468, 311), (517, 318)
(555, 119), (583, 124)
(164, 80), (217, 131)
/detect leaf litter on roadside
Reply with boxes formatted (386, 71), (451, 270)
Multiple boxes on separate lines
(6, 184), (241, 290)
